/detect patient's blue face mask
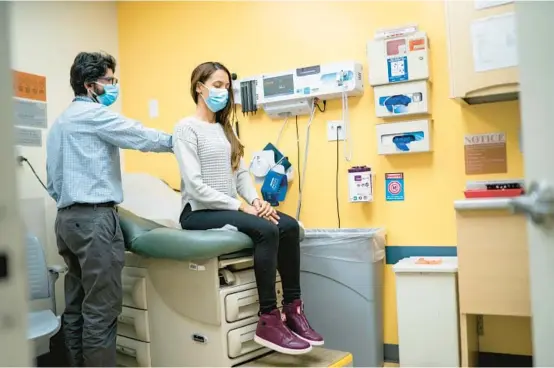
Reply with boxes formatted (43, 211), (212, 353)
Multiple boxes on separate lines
(93, 82), (119, 107)
(201, 83), (229, 113)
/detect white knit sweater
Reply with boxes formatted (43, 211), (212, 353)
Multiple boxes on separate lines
(173, 116), (259, 212)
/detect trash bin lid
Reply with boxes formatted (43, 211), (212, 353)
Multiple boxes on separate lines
(393, 256), (458, 273)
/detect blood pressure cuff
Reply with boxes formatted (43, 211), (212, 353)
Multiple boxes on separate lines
(261, 170), (288, 206)
(263, 143), (291, 171)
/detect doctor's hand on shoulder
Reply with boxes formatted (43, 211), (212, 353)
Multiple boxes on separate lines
(252, 199), (280, 225)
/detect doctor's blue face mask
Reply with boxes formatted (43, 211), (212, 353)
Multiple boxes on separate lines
(92, 82), (119, 107)
(200, 83), (229, 113)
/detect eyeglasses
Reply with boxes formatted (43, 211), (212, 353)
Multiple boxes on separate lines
(97, 76), (119, 85)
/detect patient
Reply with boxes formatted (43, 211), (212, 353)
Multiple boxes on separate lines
(173, 62), (323, 355)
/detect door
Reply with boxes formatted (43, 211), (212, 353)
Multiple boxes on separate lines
(514, 1), (554, 366)
(0, 2), (31, 366)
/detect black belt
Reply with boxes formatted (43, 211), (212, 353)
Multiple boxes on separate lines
(59, 202), (116, 211)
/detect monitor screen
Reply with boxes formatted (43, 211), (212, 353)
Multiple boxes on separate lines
(263, 74), (294, 98)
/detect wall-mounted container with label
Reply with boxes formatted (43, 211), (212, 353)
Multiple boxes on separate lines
(367, 27), (430, 87)
(348, 166), (373, 203)
(376, 119), (432, 155)
(373, 80), (430, 118)
(445, 1), (518, 104)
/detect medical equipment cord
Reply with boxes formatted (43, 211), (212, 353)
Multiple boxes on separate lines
(315, 100), (326, 113)
(341, 90), (352, 162)
(336, 127), (341, 228)
(295, 115), (301, 198)
(20, 155), (182, 198)
(18, 156), (47, 191)
(161, 179), (180, 193)
(275, 117), (289, 149)
(295, 101), (316, 220)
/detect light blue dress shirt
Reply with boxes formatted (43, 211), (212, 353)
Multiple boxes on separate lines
(46, 96), (173, 209)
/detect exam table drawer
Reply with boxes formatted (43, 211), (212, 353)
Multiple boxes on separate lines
(227, 322), (263, 359)
(122, 267), (147, 310)
(117, 307), (150, 342)
(116, 335), (151, 367)
(225, 283), (283, 323)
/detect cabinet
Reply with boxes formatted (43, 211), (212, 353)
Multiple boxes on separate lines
(454, 199), (531, 367)
(445, 1), (518, 104)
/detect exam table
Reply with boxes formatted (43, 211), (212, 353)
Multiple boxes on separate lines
(116, 174), (352, 367)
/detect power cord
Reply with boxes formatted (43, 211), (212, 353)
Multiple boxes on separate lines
(315, 100), (327, 113)
(160, 179), (180, 193)
(18, 156), (48, 191)
(19, 155), (182, 196)
(295, 115), (301, 197)
(336, 126), (341, 228)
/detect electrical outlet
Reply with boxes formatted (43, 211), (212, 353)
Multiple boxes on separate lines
(327, 121), (345, 141)
(15, 147), (23, 166)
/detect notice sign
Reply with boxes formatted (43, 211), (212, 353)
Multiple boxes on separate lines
(12, 70), (47, 129)
(464, 132), (507, 175)
(385, 172), (405, 201)
(12, 70), (46, 102)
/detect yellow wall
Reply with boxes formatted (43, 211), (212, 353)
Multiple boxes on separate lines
(117, 1), (530, 356)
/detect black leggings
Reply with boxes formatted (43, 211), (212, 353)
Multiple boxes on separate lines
(180, 206), (301, 314)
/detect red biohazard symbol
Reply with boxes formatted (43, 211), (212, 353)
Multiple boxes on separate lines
(388, 181), (402, 195)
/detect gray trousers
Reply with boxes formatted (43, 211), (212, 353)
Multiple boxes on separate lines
(55, 204), (125, 367)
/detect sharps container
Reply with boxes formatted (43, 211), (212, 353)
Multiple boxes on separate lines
(393, 256), (459, 367)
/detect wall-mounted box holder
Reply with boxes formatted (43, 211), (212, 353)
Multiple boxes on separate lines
(373, 80), (430, 118)
(367, 29), (430, 86)
(376, 119), (432, 155)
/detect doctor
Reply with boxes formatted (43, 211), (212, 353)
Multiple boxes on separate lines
(45, 51), (173, 367)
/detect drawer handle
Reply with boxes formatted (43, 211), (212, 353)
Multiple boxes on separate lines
(118, 315), (134, 325)
(192, 333), (208, 344)
(116, 344), (136, 358)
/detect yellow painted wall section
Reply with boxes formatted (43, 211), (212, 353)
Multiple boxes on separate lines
(117, 1), (529, 355)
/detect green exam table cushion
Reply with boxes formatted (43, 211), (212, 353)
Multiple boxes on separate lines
(118, 208), (254, 261)
(118, 208), (305, 262)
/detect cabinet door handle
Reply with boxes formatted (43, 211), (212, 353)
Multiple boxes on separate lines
(511, 181), (554, 227)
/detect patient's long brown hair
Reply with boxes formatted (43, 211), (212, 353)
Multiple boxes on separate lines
(190, 62), (243, 172)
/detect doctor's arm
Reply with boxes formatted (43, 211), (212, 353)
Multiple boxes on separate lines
(236, 158), (259, 205)
(94, 107), (173, 153)
(174, 127), (242, 211)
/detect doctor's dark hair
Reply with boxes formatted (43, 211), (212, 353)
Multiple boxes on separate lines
(190, 62), (243, 172)
(70, 52), (116, 96)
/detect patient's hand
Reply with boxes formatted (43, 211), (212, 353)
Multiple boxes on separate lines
(239, 203), (259, 216)
(253, 199), (272, 217)
(253, 199), (280, 225)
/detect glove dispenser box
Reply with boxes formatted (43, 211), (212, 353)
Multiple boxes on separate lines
(373, 80), (430, 118)
(376, 119), (432, 155)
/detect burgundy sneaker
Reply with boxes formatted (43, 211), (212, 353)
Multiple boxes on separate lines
(283, 299), (324, 346)
(254, 309), (312, 355)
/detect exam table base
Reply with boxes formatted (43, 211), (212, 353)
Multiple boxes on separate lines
(239, 347), (353, 367)
(117, 254), (286, 367)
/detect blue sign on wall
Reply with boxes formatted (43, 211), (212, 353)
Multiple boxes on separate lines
(385, 172), (405, 201)
(387, 56), (409, 83)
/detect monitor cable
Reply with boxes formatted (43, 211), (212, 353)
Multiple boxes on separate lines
(336, 126), (341, 228)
